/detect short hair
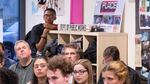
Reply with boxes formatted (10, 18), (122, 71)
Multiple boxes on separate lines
(61, 43), (82, 57)
(14, 40), (31, 51)
(73, 59), (93, 84)
(44, 8), (56, 15)
(103, 46), (120, 61)
(47, 55), (73, 76)
(0, 67), (18, 84)
(102, 61), (129, 84)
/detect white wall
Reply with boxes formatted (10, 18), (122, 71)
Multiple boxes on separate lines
(26, 0), (136, 68)
(124, 0), (135, 69)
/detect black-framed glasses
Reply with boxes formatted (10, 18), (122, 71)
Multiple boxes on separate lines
(73, 69), (87, 75)
(44, 14), (55, 18)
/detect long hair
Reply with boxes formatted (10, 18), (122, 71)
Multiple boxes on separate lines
(31, 56), (48, 84)
(73, 59), (93, 84)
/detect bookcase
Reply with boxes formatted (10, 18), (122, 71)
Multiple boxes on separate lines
(47, 30), (128, 81)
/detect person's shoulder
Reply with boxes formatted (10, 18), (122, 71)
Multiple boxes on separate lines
(9, 63), (18, 71)
(127, 66), (139, 75)
(33, 23), (43, 28)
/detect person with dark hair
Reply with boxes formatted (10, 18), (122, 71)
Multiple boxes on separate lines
(9, 40), (34, 84)
(102, 46), (120, 64)
(25, 8), (57, 57)
(98, 46), (141, 84)
(0, 67), (18, 84)
(47, 55), (73, 84)
(27, 57), (48, 84)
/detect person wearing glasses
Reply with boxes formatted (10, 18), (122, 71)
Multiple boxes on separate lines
(47, 55), (73, 84)
(27, 57), (48, 84)
(26, 8), (57, 57)
(72, 59), (93, 84)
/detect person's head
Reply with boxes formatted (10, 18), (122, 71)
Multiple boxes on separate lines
(61, 43), (82, 63)
(102, 61), (129, 84)
(0, 67), (18, 84)
(14, 40), (31, 61)
(72, 59), (93, 84)
(32, 56), (48, 84)
(44, 8), (56, 24)
(103, 46), (120, 65)
(47, 55), (73, 84)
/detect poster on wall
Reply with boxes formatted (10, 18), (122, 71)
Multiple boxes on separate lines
(32, 0), (65, 16)
(135, 0), (150, 81)
(94, 0), (125, 32)
(139, 0), (150, 29)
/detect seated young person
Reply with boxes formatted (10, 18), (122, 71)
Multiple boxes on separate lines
(27, 57), (48, 84)
(98, 46), (141, 84)
(47, 55), (73, 84)
(26, 8), (57, 57)
(72, 59), (93, 84)
(102, 61), (129, 84)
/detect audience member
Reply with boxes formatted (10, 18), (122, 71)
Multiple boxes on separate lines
(98, 46), (141, 84)
(72, 59), (93, 84)
(0, 42), (16, 68)
(26, 8), (57, 57)
(27, 56), (48, 84)
(61, 43), (82, 63)
(47, 55), (73, 84)
(0, 67), (18, 84)
(102, 61), (129, 84)
(9, 40), (34, 84)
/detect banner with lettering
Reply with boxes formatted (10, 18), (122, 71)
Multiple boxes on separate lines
(94, 0), (125, 32)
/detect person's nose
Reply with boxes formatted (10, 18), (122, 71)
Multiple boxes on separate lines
(67, 54), (71, 59)
(20, 48), (24, 52)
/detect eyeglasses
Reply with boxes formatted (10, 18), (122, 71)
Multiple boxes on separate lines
(44, 14), (55, 18)
(73, 69), (87, 75)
